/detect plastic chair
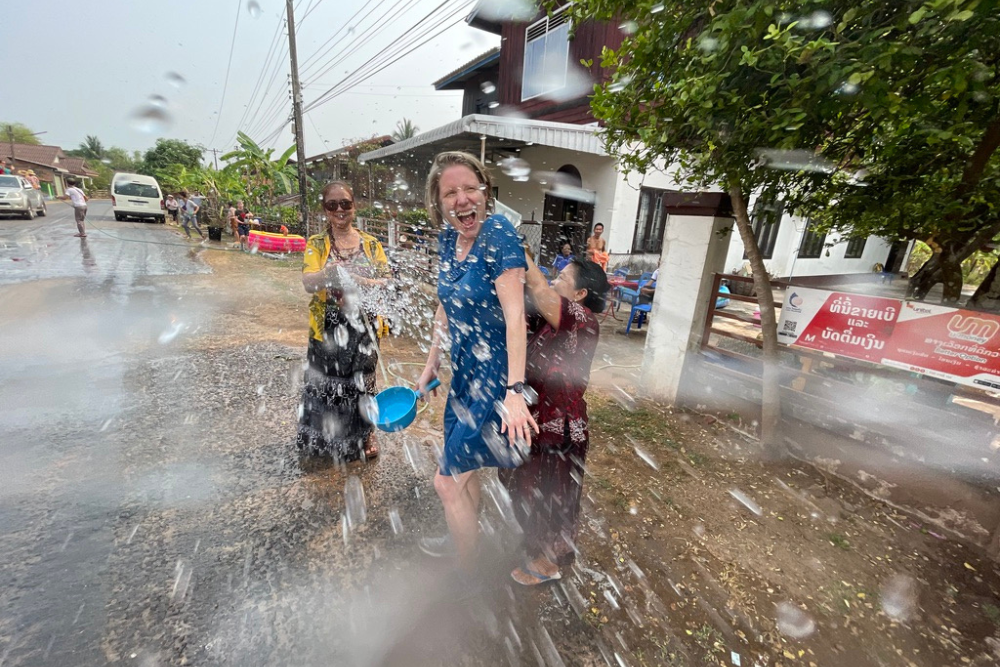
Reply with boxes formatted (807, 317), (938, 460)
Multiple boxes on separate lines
(626, 302), (652, 334)
(616, 277), (649, 309)
(639, 271), (653, 281)
(612, 267), (629, 278)
(539, 266), (551, 278)
(715, 283), (731, 309)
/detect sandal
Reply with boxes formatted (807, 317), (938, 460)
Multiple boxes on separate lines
(511, 564), (562, 586)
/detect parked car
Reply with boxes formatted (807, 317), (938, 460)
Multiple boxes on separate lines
(111, 173), (165, 223)
(0, 174), (47, 219)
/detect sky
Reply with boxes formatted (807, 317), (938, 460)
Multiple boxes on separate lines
(2, 0), (499, 160)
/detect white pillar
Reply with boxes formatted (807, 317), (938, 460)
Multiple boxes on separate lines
(640, 214), (733, 402)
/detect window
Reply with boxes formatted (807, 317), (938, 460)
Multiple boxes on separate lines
(114, 181), (159, 198)
(521, 7), (571, 101)
(632, 187), (669, 253)
(798, 221), (827, 259)
(745, 194), (783, 259)
(844, 236), (867, 258)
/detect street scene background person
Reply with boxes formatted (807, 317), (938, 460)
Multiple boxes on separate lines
(553, 241), (575, 274)
(165, 194), (179, 223)
(178, 191), (205, 240)
(416, 151), (537, 566)
(500, 254), (609, 585)
(65, 178), (88, 238)
(586, 222), (609, 270)
(297, 181), (389, 462)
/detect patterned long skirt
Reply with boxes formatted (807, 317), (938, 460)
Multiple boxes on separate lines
(499, 425), (588, 567)
(295, 302), (378, 462)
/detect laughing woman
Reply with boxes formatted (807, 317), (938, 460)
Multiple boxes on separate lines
(416, 151), (538, 568)
(297, 181), (389, 463)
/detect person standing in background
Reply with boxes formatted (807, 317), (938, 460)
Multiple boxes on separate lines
(178, 191), (205, 241)
(165, 194), (179, 223)
(586, 222), (609, 270)
(65, 178), (89, 238)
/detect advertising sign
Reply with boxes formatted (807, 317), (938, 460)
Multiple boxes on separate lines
(776, 288), (900, 362)
(777, 287), (1000, 393)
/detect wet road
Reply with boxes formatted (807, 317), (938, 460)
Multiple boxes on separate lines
(0, 202), (588, 666)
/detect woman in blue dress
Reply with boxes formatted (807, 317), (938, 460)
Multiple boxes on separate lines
(416, 151), (538, 567)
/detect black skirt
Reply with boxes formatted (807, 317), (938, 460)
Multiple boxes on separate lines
(296, 301), (379, 462)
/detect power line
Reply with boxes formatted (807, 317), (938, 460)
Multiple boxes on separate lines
(208, 0), (244, 148)
(305, 1), (471, 112)
(229, 12), (286, 144)
(298, 0), (386, 78)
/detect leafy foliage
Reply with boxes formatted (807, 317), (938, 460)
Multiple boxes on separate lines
(391, 118), (419, 141)
(1, 122), (42, 145)
(141, 139), (204, 175)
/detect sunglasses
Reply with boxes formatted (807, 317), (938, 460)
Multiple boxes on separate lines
(323, 199), (354, 212)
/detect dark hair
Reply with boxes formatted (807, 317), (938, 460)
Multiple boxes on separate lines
(322, 180), (353, 201)
(180, 190), (189, 197)
(66, 178), (77, 186)
(593, 222), (604, 230)
(568, 259), (611, 313)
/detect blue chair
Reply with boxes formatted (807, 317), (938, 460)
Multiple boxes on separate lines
(716, 283), (731, 309)
(639, 271), (653, 282)
(625, 280), (654, 334)
(612, 267), (629, 278)
(539, 266), (551, 278)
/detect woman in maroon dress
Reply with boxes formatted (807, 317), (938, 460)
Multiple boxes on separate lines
(499, 254), (610, 585)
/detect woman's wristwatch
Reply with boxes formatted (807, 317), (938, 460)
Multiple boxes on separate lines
(507, 381), (525, 394)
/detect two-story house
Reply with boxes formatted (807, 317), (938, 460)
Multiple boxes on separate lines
(359, 2), (902, 279)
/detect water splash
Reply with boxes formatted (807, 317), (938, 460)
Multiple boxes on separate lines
(775, 601), (816, 639)
(481, 81), (497, 94)
(344, 476), (367, 529)
(728, 488), (763, 516)
(880, 573), (918, 622)
(158, 321), (184, 344)
(499, 157), (531, 181)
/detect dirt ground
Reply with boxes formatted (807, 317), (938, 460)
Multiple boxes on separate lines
(188, 239), (1000, 667)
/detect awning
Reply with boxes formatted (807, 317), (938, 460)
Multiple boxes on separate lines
(357, 114), (607, 164)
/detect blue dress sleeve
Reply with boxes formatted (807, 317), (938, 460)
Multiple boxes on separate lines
(482, 214), (527, 283)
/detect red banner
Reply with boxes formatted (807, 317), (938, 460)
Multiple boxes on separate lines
(777, 288), (1000, 393)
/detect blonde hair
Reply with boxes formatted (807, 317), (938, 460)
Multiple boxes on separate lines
(424, 151), (494, 226)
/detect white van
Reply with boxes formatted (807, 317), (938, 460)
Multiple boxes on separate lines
(111, 173), (165, 223)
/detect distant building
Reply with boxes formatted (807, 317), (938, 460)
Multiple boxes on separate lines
(0, 143), (97, 197)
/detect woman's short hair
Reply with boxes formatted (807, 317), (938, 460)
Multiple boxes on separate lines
(569, 258), (611, 313)
(424, 151), (494, 226)
(322, 180), (354, 201)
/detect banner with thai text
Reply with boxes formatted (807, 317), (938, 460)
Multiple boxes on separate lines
(777, 287), (1000, 393)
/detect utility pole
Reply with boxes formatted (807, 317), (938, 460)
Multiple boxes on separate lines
(208, 148), (220, 171)
(285, 0), (310, 236)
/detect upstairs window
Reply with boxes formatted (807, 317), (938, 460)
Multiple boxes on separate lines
(632, 187), (669, 254)
(522, 7), (571, 101)
(844, 236), (867, 258)
(798, 221), (827, 259)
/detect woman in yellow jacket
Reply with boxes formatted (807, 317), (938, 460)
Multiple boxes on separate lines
(297, 181), (389, 462)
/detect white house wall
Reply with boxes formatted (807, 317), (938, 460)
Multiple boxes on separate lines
(723, 207), (894, 278)
(491, 145), (617, 230)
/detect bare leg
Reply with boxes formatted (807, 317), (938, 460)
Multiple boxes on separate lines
(433, 469), (480, 569)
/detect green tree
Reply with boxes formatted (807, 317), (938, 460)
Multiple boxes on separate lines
(391, 118), (419, 141)
(781, 0), (1000, 306)
(221, 132), (301, 226)
(76, 135), (106, 161)
(1, 122), (42, 145)
(141, 138), (204, 175)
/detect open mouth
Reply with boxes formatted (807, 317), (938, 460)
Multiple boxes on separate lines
(454, 210), (477, 228)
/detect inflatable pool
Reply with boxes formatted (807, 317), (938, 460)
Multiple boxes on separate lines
(248, 230), (306, 253)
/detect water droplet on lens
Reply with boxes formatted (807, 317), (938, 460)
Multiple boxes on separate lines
(880, 574), (918, 622)
(334, 324), (349, 347)
(129, 104), (172, 134)
(158, 321), (183, 344)
(836, 81), (860, 96)
(165, 71), (186, 88)
(650, 3), (665, 13)
(488, 101), (501, 109)
(247, 1), (261, 18)
(802, 9), (833, 29)
(775, 601), (816, 639)
(344, 476), (367, 528)
(608, 76), (633, 93)
(358, 395), (379, 424)
(619, 21), (638, 35)
(472, 340), (492, 362)
(388, 508), (404, 535)
(480, 81), (496, 94)
(499, 157), (531, 181)
(373, 201), (384, 210)
(148, 94), (167, 106)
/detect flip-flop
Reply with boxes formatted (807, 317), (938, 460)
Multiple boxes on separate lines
(511, 565), (562, 586)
